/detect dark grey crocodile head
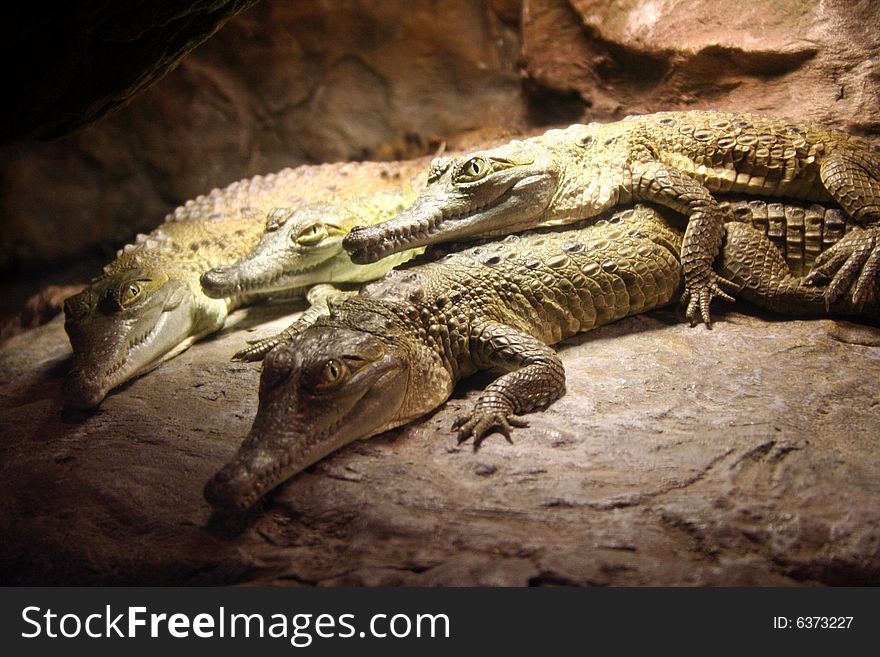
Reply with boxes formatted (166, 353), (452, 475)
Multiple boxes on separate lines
(343, 141), (559, 264)
(204, 317), (423, 512)
(62, 264), (218, 409)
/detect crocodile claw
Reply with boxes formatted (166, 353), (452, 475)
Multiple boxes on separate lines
(681, 273), (736, 327)
(232, 337), (281, 362)
(233, 317), (314, 362)
(804, 226), (880, 310)
(453, 410), (528, 450)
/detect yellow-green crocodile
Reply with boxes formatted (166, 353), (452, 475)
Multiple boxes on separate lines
(343, 111), (880, 325)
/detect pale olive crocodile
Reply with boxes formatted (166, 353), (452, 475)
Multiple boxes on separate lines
(205, 203), (876, 512)
(62, 158), (429, 409)
(199, 192), (425, 362)
(343, 111), (880, 325)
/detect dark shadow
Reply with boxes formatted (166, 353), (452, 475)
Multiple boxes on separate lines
(206, 487), (285, 538)
(523, 79), (588, 127)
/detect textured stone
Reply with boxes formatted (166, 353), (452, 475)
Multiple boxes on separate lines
(521, 0), (880, 132)
(1, 305), (877, 585)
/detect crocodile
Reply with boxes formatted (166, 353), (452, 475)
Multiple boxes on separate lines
(343, 110), (880, 325)
(62, 158), (430, 409)
(198, 191), (425, 360)
(205, 203), (877, 512)
(719, 198), (854, 277)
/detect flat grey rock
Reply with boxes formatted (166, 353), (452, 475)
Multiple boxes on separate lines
(1, 302), (878, 585)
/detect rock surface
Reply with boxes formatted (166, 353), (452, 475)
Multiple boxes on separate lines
(521, 0), (880, 131)
(1, 304), (878, 585)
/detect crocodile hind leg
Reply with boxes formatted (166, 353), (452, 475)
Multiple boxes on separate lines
(631, 161), (737, 326)
(803, 226), (880, 309)
(720, 222), (878, 319)
(453, 321), (567, 448)
(805, 150), (880, 306)
(233, 284), (359, 361)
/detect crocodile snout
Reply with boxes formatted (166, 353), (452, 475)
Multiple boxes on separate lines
(62, 369), (108, 409)
(200, 267), (237, 298)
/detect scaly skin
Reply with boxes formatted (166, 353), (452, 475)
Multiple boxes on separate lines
(804, 225), (880, 309)
(228, 196), (857, 363)
(344, 111), (880, 325)
(207, 201), (879, 512)
(719, 198), (854, 277)
(199, 191), (426, 362)
(62, 158), (430, 409)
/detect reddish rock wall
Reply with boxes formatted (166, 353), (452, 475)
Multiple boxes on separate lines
(521, 0), (880, 132)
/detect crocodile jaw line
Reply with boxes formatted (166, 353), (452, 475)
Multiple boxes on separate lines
(347, 172), (557, 264)
(205, 352), (407, 512)
(202, 250), (340, 298)
(63, 289), (198, 408)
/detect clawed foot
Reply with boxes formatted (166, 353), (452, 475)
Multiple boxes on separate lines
(232, 335), (283, 362)
(804, 227), (880, 310)
(452, 408), (529, 449)
(681, 273), (737, 327)
(233, 318), (312, 362)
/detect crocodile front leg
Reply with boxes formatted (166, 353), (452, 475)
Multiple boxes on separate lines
(233, 284), (359, 361)
(631, 160), (736, 325)
(453, 320), (566, 447)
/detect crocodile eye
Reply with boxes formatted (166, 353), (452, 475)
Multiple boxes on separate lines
(119, 282), (142, 307)
(457, 157), (489, 182)
(316, 358), (348, 389)
(295, 222), (327, 245)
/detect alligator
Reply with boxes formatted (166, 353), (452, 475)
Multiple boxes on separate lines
(343, 110), (880, 325)
(199, 191), (425, 361)
(205, 202), (877, 512)
(62, 158), (429, 409)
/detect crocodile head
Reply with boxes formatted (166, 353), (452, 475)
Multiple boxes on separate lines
(343, 141), (560, 264)
(201, 194), (421, 299)
(204, 309), (450, 512)
(63, 261), (224, 409)
(200, 204), (352, 298)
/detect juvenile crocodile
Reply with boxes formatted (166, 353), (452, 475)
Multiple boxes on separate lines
(63, 159), (429, 409)
(205, 203), (876, 512)
(343, 111), (880, 324)
(199, 191), (425, 360)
